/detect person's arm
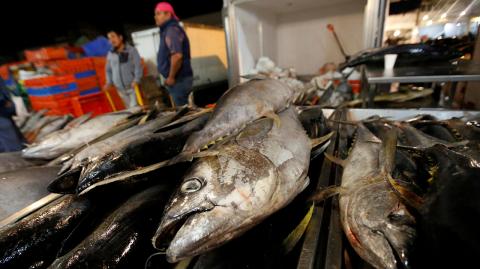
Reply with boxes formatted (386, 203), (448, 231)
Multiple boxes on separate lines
(131, 48), (143, 88)
(166, 53), (183, 85)
(164, 28), (184, 86)
(104, 54), (113, 89)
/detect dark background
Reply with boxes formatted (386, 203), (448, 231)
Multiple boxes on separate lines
(0, 0), (223, 61)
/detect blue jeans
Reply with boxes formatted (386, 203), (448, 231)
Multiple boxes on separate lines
(166, 76), (193, 106)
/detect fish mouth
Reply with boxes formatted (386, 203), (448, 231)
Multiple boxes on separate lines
(152, 205), (215, 252)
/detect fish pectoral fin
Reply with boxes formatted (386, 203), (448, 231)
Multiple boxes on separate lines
(282, 202), (315, 254)
(311, 131), (334, 148)
(385, 173), (424, 210)
(309, 185), (345, 202)
(324, 152), (347, 167)
(263, 111), (281, 127)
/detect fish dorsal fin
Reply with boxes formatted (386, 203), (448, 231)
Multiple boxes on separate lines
(311, 132), (334, 149)
(236, 117), (274, 145)
(324, 152), (347, 167)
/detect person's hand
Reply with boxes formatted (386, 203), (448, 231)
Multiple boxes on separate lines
(131, 81), (138, 89)
(165, 76), (175, 86)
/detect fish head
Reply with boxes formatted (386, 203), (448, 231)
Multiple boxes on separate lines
(154, 145), (278, 263)
(348, 183), (416, 269)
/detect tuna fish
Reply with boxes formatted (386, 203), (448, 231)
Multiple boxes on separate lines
(22, 109), (143, 160)
(171, 79), (296, 163)
(0, 195), (93, 269)
(153, 107), (311, 263)
(48, 185), (172, 269)
(313, 124), (416, 269)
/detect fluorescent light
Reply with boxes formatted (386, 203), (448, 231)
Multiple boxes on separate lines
(393, 30), (401, 37)
(427, 20), (433, 26)
(423, 15), (429, 21)
(460, 10), (466, 16)
(441, 13), (447, 19)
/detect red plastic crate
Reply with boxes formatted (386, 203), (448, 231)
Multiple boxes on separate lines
(23, 75), (76, 88)
(30, 98), (76, 116)
(76, 76), (99, 91)
(54, 58), (95, 74)
(71, 92), (113, 116)
(25, 47), (68, 62)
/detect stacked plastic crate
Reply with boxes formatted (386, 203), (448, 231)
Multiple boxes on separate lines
(24, 75), (79, 115)
(54, 58), (101, 96)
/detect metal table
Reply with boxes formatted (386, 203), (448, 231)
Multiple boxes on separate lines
(361, 62), (480, 107)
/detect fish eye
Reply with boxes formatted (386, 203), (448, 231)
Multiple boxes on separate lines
(181, 177), (204, 193)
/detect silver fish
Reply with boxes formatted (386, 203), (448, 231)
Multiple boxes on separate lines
(22, 108), (142, 160)
(316, 124), (415, 269)
(172, 79), (295, 162)
(154, 107), (311, 263)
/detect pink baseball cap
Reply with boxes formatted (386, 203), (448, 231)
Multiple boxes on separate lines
(155, 2), (179, 20)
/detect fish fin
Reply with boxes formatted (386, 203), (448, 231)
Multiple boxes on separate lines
(311, 140), (330, 159)
(282, 202), (315, 254)
(324, 152), (347, 167)
(78, 159), (171, 196)
(168, 152), (194, 165)
(311, 131), (334, 148)
(309, 185), (345, 202)
(174, 257), (193, 269)
(47, 168), (81, 194)
(263, 111), (281, 127)
(327, 118), (358, 125)
(191, 150), (220, 159)
(380, 128), (398, 174)
(138, 113), (151, 125)
(385, 173), (424, 210)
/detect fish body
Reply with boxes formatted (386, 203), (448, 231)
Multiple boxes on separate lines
(155, 107), (311, 263)
(340, 43), (462, 69)
(0, 195), (92, 269)
(176, 79), (295, 161)
(35, 115), (73, 142)
(22, 109), (142, 160)
(72, 112), (211, 194)
(336, 124), (415, 269)
(53, 111), (178, 182)
(48, 185), (171, 269)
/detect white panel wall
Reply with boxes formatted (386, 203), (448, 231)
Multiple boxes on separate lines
(234, 6), (277, 76)
(276, 1), (366, 74)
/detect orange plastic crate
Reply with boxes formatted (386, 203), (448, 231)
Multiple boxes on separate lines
(71, 92), (113, 117)
(23, 75), (76, 88)
(30, 98), (75, 116)
(76, 77), (99, 91)
(25, 47), (68, 62)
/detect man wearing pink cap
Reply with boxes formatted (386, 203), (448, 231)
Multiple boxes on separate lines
(155, 2), (193, 106)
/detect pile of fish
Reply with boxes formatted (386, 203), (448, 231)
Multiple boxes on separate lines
(313, 113), (480, 269)
(0, 77), (479, 268)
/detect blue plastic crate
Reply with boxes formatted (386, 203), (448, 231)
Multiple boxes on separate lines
(27, 83), (78, 96)
(74, 70), (97, 79)
(82, 37), (112, 57)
